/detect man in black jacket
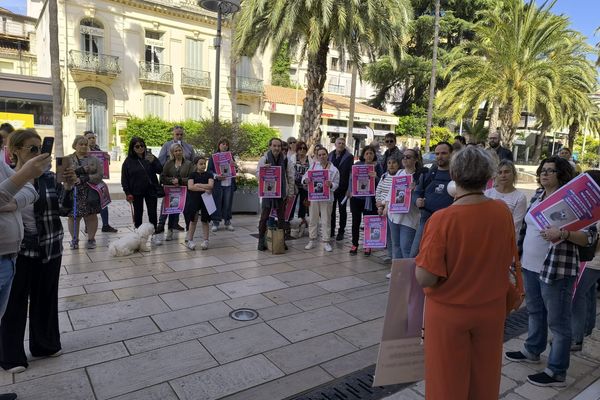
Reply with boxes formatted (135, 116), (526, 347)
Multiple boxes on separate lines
(488, 129), (514, 161)
(328, 137), (353, 241)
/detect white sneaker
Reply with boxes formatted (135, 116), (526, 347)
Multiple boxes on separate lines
(211, 225), (218, 233)
(7, 366), (26, 374)
(305, 240), (315, 250)
(324, 243), (333, 252)
(152, 235), (163, 246)
(185, 240), (196, 250)
(386, 272), (391, 279)
(165, 229), (174, 241)
(200, 240), (209, 250)
(226, 224), (235, 232)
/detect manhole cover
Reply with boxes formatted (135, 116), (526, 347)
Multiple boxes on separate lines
(229, 308), (259, 321)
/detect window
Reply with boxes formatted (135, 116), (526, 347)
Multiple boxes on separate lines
(145, 30), (164, 70)
(185, 98), (203, 120)
(236, 104), (251, 122)
(238, 56), (253, 78)
(330, 57), (339, 71)
(374, 123), (391, 130)
(80, 18), (104, 54)
(144, 94), (164, 118)
(185, 38), (203, 69)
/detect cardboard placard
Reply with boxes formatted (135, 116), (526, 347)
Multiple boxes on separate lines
(212, 151), (237, 177)
(307, 169), (331, 201)
(162, 185), (187, 215)
(259, 166), (282, 198)
(352, 164), (375, 197)
(89, 151), (110, 179)
(388, 175), (412, 214)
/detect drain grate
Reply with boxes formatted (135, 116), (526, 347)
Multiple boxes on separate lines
(289, 309), (530, 400)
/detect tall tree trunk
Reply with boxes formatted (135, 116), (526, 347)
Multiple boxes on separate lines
(532, 124), (547, 164)
(49, 0), (63, 156)
(499, 101), (515, 148)
(229, 15), (238, 129)
(425, 0), (441, 152)
(488, 101), (500, 138)
(300, 39), (329, 146)
(568, 120), (579, 150)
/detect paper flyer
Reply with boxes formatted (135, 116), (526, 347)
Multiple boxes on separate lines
(258, 166), (282, 198)
(527, 173), (600, 240)
(87, 182), (111, 209)
(307, 169), (331, 201)
(270, 194), (296, 221)
(89, 151), (110, 179)
(162, 185), (187, 215)
(388, 175), (412, 214)
(351, 165), (375, 197)
(373, 258), (425, 386)
(363, 215), (387, 248)
(212, 152), (237, 177)
(201, 192), (217, 215)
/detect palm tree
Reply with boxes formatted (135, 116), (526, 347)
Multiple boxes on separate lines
(49, 0), (63, 156)
(437, 0), (585, 148)
(235, 0), (412, 144)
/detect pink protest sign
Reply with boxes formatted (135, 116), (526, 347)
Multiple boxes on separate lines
(307, 169), (331, 201)
(363, 215), (387, 248)
(388, 175), (412, 214)
(212, 152), (237, 177)
(89, 151), (110, 179)
(352, 164), (375, 197)
(162, 185), (187, 215)
(259, 166), (282, 198)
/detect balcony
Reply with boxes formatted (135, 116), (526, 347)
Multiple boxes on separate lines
(139, 62), (173, 85)
(327, 84), (347, 95)
(229, 76), (263, 96)
(68, 50), (120, 83)
(181, 68), (211, 91)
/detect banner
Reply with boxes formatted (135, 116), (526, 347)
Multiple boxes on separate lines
(351, 165), (375, 197)
(373, 258), (425, 386)
(388, 175), (412, 214)
(270, 194), (296, 221)
(87, 182), (111, 209)
(307, 169), (330, 201)
(88, 151), (110, 179)
(363, 215), (387, 248)
(258, 166), (282, 198)
(162, 185), (187, 215)
(212, 152), (237, 177)
(527, 173), (600, 242)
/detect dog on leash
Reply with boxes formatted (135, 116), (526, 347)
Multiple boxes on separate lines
(109, 223), (155, 257)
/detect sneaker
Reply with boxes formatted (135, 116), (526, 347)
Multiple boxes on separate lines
(211, 225), (218, 233)
(151, 235), (163, 246)
(0, 393), (17, 400)
(6, 366), (26, 374)
(102, 225), (118, 233)
(571, 342), (583, 352)
(305, 240), (315, 250)
(155, 224), (165, 234)
(349, 245), (358, 255)
(185, 240), (196, 250)
(505, 351), (541, 363)
(364, 248), (371, 256)
(324, 243), (333, 252)
(86, 239), (96, 249)
(70, 240), (79, 250)
(165, 230), (174, 241)
(335, 233), (344, 241)
(200, 240), (209, 250)
(527, 372), (567, 387)
(386, 272), (391, 279)
(49, 349), (62, 357)
(174, 224), (185, 232)
(226, 224), (235, 232)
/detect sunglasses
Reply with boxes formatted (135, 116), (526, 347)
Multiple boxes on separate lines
(385, 140), (395, 144)
(134, 144), (146, 149)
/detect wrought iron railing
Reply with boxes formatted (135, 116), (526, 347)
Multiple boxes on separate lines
(139, 61), (173, 84)
(181, 68), (211, 89)
(68, 50), (120, 75)
(327, 84), (347, 95)
(230, 76), (263, 94)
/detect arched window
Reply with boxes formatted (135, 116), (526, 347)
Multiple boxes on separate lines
(80, 18), (104, 54)
(185, 98), (203, 120)
(144, 94), (164, 118)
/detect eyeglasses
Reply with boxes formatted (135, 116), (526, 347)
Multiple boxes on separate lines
(540, 169), (557, 175)
(23, 145), (40, 153)
(385, 140), (395, 144)
(134, 144), (146, 149)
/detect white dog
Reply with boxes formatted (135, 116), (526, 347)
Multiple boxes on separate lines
(109, 223), (155, 257)
(289, 218), (308, 238)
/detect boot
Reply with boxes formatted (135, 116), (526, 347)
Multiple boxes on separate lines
(257, 236), (267, 251)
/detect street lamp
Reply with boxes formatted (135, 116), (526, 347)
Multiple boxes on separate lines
(198, 0), (240, 123)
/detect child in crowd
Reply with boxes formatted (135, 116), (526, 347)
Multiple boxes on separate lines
(183, 156), (214, 250)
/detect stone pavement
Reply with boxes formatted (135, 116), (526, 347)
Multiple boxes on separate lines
(0, 195), (598, 399)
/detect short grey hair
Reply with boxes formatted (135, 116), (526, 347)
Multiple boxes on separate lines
(450, 146), (496, 191)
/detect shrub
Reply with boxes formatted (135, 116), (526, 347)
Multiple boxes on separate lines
(239, 123), (279, 157)
(122, 116), (172, 147)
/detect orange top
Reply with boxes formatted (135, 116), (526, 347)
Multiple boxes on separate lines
(415, 199), (515, 305)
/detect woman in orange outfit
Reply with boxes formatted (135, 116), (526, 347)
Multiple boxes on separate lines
(415, 146), (516, 400)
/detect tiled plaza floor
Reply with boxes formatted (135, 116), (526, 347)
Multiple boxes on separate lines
(0, 197), (598, 399)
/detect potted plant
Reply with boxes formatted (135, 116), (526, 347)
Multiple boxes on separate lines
(233, 173), (260, 214)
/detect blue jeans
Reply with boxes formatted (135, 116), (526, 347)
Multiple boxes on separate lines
(522, 269), (575, 381)
(0, 256), (16, 319)
(572, 268), (600, 343)
(212, 185), (234, 226)
(100, 207), (109, 227)
(389, 221), (416, 259)
(409, 213), (430, 258)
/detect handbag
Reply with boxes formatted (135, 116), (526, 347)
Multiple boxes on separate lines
(266, 227), (286, 254)
(578, 226), (598, 262)
(506, 242), (525, 315)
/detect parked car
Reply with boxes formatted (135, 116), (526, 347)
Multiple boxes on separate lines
(422, 151), (436, 169)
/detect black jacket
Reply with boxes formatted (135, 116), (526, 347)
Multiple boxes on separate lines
(328, 149), (353, 194)
(121, 155), (163, 196)
(495, 146), (514, 162)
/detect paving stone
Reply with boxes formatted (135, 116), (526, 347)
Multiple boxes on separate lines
(225, 294), (277, 310)
(180, 271), (243, 289)
(58, 290), (119, 312)
(256, 303), (303, 321)
(88, 340), (218, 399)
(114, 280), (188, 301)
(286, 257), (324, 269)
(335, 318), (384, 348)
(59, 270), (109, 288)
(160, 286), (230, 310)
(153, 267), (218, 282)
(165, 256), (225, 271)
(338, 282), (389, 300)
(499, 375), (518, 395)
(216, 251), (270, 264)
(110, 383), (179, 400)
(272, 270), (326, 286)
(84, 276), (157, 293)
(264, 284), (330, 304)
(342, 259), (387, 273)
(268, 306), (361, 342)
(383, 388), (424, 399)
(256, 256), (294, 265)
(0, 369), (95, 400)
(58, 311), (73, 333)
(265, 333), (356, 374)
(235, 263), (296, 279)
(501, 361), (540, 383)
(15, 342), (129, 382)
(152, 301), (232, 331)
(68, 296), (170, 329)
(335, 293), (388, 321)
(124, 322), (218, 354)
(221, 366), (333, 400)
(321, 345), (379, 378)
(131, 251), (192, 265)
(61, 253), (92, 266)
(104, 262), (174, 280)
(514, 383), (559, 400)
(65, 258), (136, 274)
(217, 276), (288, 298)
(58, 286), (85, 298)
(89, 250), (143, 262)
(354, 270), (391, 283)
(316, 276), (371, 292)
(212, 260), (261, 273)
(500, 394), (527, 400)
(209, 315), (264, 332)
(60, 317), (159, 353)
(309, 265), (356, 279)
(292, 293), (349, 311)
(170, 354), (284, 400)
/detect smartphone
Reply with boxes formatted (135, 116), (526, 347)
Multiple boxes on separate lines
(41, 137), (54, 155)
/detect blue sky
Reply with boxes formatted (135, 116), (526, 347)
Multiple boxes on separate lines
(1, 0), (598, 47)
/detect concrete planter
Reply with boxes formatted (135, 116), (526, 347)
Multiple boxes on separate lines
(232, 188), (260, 214)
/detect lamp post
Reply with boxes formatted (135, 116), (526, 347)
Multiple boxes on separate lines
(198, 0), (240, 124)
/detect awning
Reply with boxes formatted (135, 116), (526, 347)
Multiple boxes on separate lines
(0, 73), (53, 102)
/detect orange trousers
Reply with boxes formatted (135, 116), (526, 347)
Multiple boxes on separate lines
(424, 296), (505, 400)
